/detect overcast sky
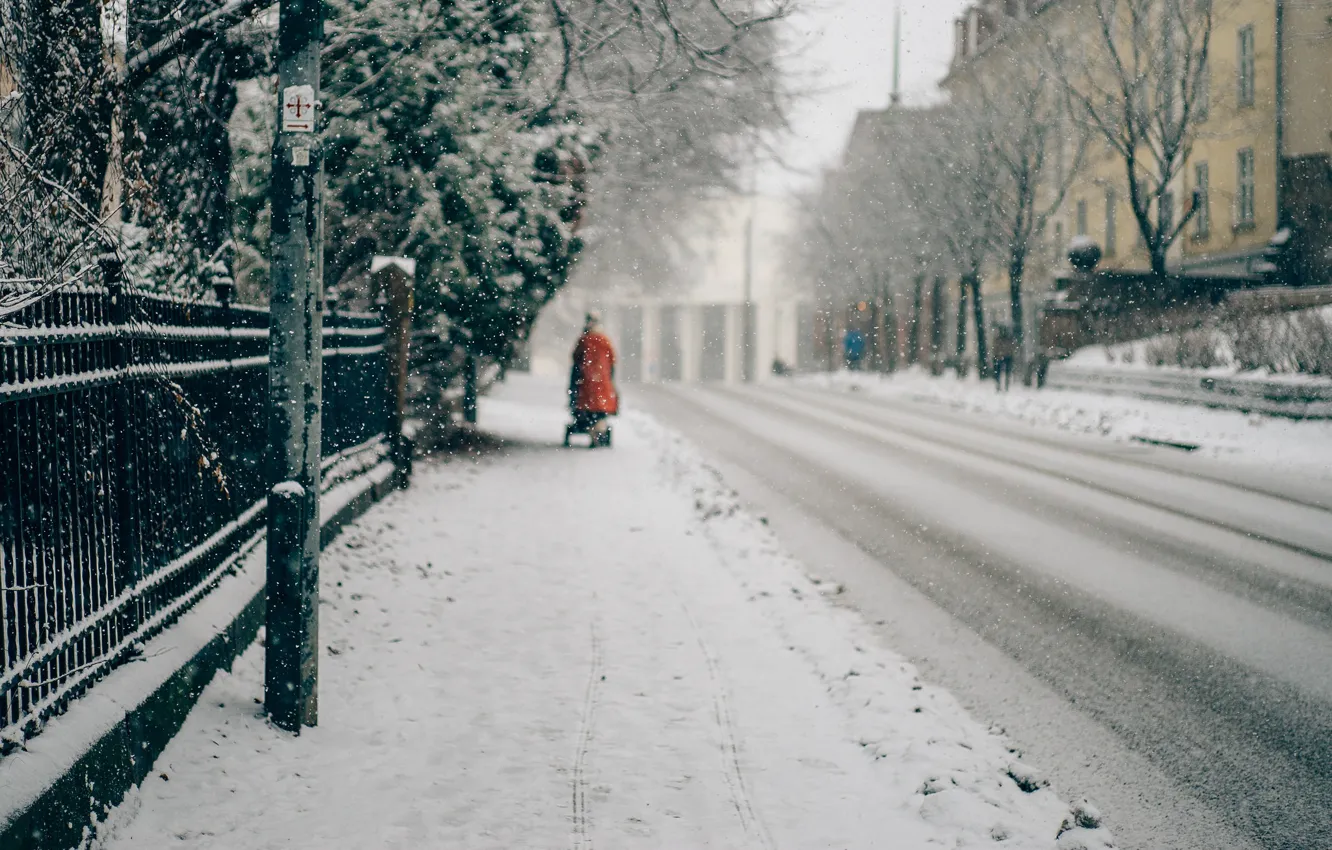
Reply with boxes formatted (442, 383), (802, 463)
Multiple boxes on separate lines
(770, 0), (971, 190)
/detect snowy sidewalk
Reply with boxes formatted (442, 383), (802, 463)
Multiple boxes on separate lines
(89, 377), (1110, 850)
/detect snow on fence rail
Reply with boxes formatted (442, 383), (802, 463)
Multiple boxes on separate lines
(0, 279), (391, 752)
(1044, 363), (1332, 419)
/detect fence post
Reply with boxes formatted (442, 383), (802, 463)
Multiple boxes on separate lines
(325, 290), (340, 455)
(372, 259), (414, 484)
(103, 255), (143, 636)
(212, 276), (236, 362)
(265, 0), (324, 732)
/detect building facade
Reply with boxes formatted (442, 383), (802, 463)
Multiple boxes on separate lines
(947, 0), (1332, 286)
(804, 0), (1332, 377)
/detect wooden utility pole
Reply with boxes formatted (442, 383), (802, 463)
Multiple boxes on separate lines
(265, 0), (324, 732)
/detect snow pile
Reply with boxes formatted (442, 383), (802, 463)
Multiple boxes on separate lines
(638, 412), (1117, 849)
(85, 380), (1115, 849)
(800, 369), (1332, 477)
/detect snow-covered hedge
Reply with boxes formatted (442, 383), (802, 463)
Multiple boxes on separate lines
(1085, 306), (1332, 377)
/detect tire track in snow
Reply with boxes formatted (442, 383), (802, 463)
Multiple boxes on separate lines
(571, 618), (602, 850)
(644, 383), (1330, 850)
(674, 591), (776, 850)
(738, 384), (1332, 564)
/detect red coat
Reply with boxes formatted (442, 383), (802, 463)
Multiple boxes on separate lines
(571, 330), (619, 414)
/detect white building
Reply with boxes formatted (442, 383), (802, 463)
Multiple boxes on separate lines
(533, 194), (811, 383)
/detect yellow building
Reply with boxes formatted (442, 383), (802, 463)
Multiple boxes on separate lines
(946, 0), (1332, 290)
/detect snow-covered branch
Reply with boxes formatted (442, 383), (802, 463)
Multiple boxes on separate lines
(120, 0), (271, 94)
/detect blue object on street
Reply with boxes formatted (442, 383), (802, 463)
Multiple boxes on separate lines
(844, 328), (866, 362)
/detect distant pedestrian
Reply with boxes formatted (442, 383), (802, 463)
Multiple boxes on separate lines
(567, 312), (618, 447)
(843, 328), (866, 371)
(992, 325), (1016, 392)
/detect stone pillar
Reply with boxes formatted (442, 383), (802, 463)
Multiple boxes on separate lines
(773, 300), (799, 371)
(724, 303), (744, 383)
(751, 301), (770, 382)
(641, 301), (661, 383)
(679, 304), (702, 383)
(601, 301), (619, 344)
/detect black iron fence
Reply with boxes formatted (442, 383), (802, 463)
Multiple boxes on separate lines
(0, 279), (389, 749)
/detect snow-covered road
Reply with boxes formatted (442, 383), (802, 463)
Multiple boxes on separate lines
(86, 376), (1109, 850)
(638, 381), (1332, 850)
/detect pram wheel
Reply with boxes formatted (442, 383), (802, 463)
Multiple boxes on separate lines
(566, 412), (611, 448)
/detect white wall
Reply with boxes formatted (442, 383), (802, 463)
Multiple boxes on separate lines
(531, 193), (810, 383)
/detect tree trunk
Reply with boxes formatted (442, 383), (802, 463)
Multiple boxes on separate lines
(955, 277), (969, 376)
(968, 271), (990, 379)
(1149, 242), (1169, 277)
(930, 275), (945, 376)
(823, 303), (835, 371)
(100, 0), (127, 223)
(908, 275), (923, 365)
(1008, 250), (1026, 362)
(881, 284), (898, 372)
(872, 294), (888, 372)
(18, 0), (110, 212)
(197, 48), (244, 257)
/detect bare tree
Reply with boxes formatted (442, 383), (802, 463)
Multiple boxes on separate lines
(1053, 0), (1215, 277)
(901, 104), (1004, 377)
(549, 0), (795, 294)
(793, 148), (923, 307)
(967, 48), (1087, 359)
(787, 104), (943, 372)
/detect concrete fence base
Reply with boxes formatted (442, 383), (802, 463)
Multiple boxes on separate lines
(0, 461), (403, 850)
(1045, 364), (1332, 419)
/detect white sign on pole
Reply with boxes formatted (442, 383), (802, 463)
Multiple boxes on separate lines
(282, 85), (316, 133)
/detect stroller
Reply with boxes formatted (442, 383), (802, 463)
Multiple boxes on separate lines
(564, 411), (612, 448)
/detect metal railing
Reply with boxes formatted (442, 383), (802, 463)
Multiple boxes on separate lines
(1045, 363), (1332, 419)
(0, 280), (389, 749)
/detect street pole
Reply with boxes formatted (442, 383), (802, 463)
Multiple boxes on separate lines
(265, 0), (324, 732)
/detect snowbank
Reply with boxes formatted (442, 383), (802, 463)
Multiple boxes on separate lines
(640, 413), (1115, 849)
(85, 379), (1114, 849)
(800, 369), (1332, 478)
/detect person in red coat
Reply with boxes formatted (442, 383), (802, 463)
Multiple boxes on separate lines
(568, 312), (618, 446)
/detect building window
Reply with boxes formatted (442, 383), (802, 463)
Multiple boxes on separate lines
(1193, 162), (1210, 239)
(1236, 148), (1255, 226)
(1160, 191), (1175, 236)
(1076, 199), (1088, 236)
(1237, 25), (1255, 108)
(1105, 189), (1117, 256)
(1194, 57), (1209, 123)
(1054, 220), (1065, 251)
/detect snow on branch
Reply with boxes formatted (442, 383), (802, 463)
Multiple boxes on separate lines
(120, 0), (271, 94)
